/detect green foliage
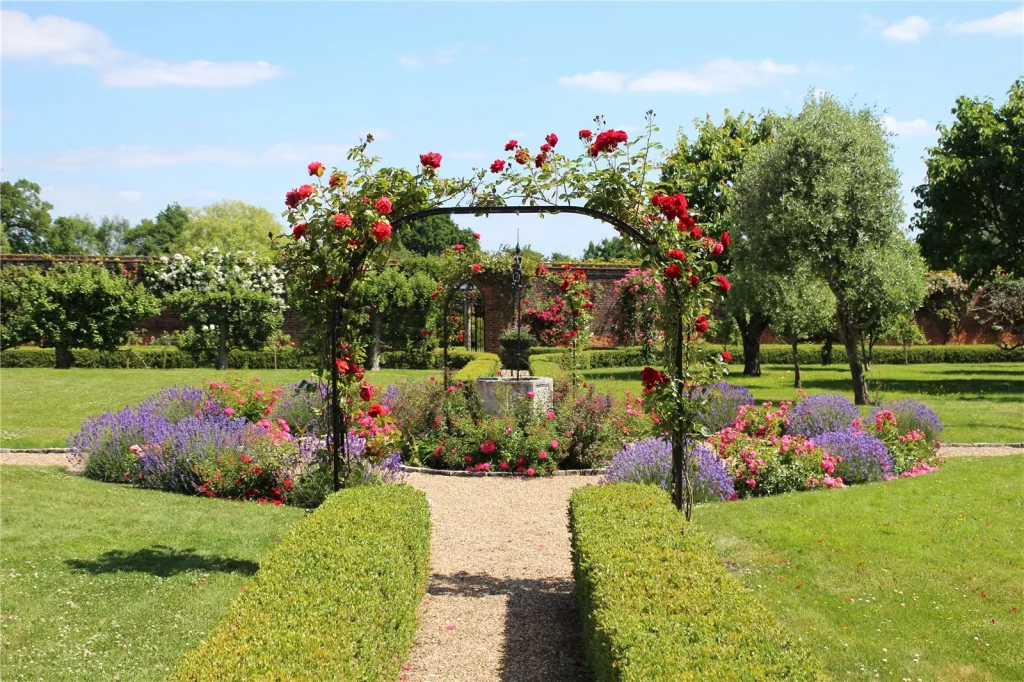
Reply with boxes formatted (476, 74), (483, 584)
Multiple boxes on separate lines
(923, 270), (971, 343)
(914, 79), (1024, 280)
(569, 484), (825, 681)
(124, 203), (192, 256)
(46, 215), (98, 254)
(972, 271), (1024, 350)
(397, 213), (480, 256)
(581, 236), (640, 262)
(885, 313), (927, 363)
(173, 485), (431, 682)
(175, 200), (283, 256)
(0, 265), (46, 349)
(19, 264), (160, 367)
(1, 179), (54, 253)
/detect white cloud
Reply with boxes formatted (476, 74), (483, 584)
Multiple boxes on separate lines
(882, 116), (934, 136)
(862, 14), (932, 42)
(949, 7), (1024, 36)
(557, 71), (628, 94)
(396, 43), (487, 69)
(117, 190), (144, 202)
(0, 10), (284, 87)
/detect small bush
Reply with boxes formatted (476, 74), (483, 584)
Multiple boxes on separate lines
(569, 484), (824, 681)
(601, 438), (734, 502)
(173, 484), (431, 682)
(788, 393), (859, 437)
(815, 429), (893, 483)
(869, 399), (943, 443)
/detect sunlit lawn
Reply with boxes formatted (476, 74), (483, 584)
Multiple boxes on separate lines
(694, 455), (1024, 681)
(531, 359), (1024, 444)
(0, 466), (305, 681)
(0, 368), (434, 448)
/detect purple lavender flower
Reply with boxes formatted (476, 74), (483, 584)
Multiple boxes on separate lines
(380, 384), (401, 412)
(601, 437), (733, 502)
(815, 429), (893, 484)
(272, 382), (328, 436)
(870, 400), (943, 442)
(697, 382), (754, 433)
(788, 393), (859, 438)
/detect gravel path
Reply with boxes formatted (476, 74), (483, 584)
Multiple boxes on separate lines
(0, 452), (81, 470)
(402, 472), (595, 682)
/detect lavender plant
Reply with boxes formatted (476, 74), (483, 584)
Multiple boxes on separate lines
(602, 438), (734, 502)
(815, 429), (893, 483)
(697, 383), (754, 433)
(788, 393), (859, 437)
(870, 399), (943, 442)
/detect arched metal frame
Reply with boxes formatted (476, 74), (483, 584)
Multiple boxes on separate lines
(328, 204), (691, 511)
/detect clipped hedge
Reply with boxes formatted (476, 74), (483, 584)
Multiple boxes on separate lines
(174, 484), (431, 682)
(454, 352), (500, 381)
(569, 484), (824, 681)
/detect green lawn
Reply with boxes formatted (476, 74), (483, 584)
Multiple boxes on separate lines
(531, 359), (1024, 444)
(694, 456), (1024, 682)
(0, 466), (305, 681)
(0, 368), (435, 448)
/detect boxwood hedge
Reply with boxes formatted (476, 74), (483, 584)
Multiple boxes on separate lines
(569, 484), (824, 681)
(173, 484), (431, 682)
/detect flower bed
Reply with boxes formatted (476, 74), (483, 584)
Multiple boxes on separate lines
(604, 391), (943, 499)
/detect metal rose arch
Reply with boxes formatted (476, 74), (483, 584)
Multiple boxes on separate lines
(282, 113), (733, 518)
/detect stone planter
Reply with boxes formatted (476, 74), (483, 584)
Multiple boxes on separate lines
(499, 338), (533, 371)
(476, 376), (554, 415)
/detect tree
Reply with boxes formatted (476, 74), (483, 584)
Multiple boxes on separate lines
(922, 271), (971, 344)
(355, 266), (417, 370)
(761, 268), (836, 388)
(886, 313), (927, 364)
(46, 215), (97, 255)
(0, 265), (46, 349)
(20, 264), (160, 368)
(397, 213), (480, 256)
(1, 179), (54, 253)
(92, 216), (131, 255)
(549, 251), (574, 262)
(174, 201), (283, 256)
(581, 236), (640, 262)
(123, 203), (191, 255)
(972, 271), (1024, 351)
(153, 249), (285, 369)
(660, 110), (781, 376)
(914, 80), (1024, 280)
(732, 93), (906, 404)
(856, 239), (929, 370)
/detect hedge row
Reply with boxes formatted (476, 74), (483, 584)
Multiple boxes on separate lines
(569, 484), (824, 681)
(454, 352), (500, 381)
(174, 484), (431, 682)
(0, 346), (489, 370)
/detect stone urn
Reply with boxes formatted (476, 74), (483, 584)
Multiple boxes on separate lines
(476, 375), (554, 415)
(499, 337), (533, 371)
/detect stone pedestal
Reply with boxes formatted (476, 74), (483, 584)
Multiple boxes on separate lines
(476, 376), (554, 416)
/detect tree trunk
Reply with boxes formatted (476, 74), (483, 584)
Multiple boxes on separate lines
(904, 342), (910, 364)
(217, 309), (229, 370)
(821, 337), (833, 365)
(368, 309), (382, 371)
(836, 310), (870, 405)
(791, 338), (801, 389)
(55, 344), (74, 369)
(736, 311), (766, 377)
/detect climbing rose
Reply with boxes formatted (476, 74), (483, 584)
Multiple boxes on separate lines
(453, 244), (466, 252)
(515, 149), (530, 165)
(578, 129), (593, 140)
(504, 139), (518, 151)
(667, 248), (686, 260)
(664, 263), (682, 279)
(333, 213), (352, 229)
(419, 152), (442, 169)
(715, 274), (732, 291)
(545, 133), (559, 147)
(689, 226), (703, 239)
(480, 440), (496, 454)
(721, 350), (733, 361)
(374, 197), (393, 215)
(292, 222), (307, 240)
(652, 193), (689, 221)
(307, 161), (324, 177)
(721, 231), (731, 247)
(368, 404), (389, 418)
(688, 274), (700, 287)
(540, 143), (552, 153)
(589, 129), (628, 156)
(329, 173), (344, 188)
(335, 358), (349, 374)
(347, 239), (360, 246)
(695, 316), (709, 333)
(490, 159), (506, 173)
(371, 221), (392, 242)
(285, 184), (314, 208)
(640, 366), (669, 392)
(535, 153), (547, 168)
(472, 263), (482, 273)
(359, 382), (374, 402)
(711, 241), (724, 256)
(472, 232), (481, 240)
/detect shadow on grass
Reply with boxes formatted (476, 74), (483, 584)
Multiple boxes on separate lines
(429, 571), (591, 682)
(66, 545), (259, 577)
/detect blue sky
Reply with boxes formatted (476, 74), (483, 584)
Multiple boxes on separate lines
(2, 2), (1022, 257)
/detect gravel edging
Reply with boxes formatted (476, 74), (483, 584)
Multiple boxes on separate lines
(400, 464), (606, 477)
(0, 447), (73, 453)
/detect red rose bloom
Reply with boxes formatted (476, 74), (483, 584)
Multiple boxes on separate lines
(652, 193), (689, 221)
(292, 222), (307, 240)
(515, 149), (530, 165)
(664, 263), (682, 279)
(578, 129), (593, 140)
(472, 263), (482, 273)
(715, 274), (732, 291)
(688, 274), (700, 287)
(694, 316), (709, 333)
(371, 221), (392, 242)
(480, 440), (496, 454)
(721, 231), (730, 247)
(374, 197), (393, 215)
(589, 129), (629, 156)
(667, 248), (686, 260)
(335, 358), (349, 374)
(346, 239), (360, 246)
(333, 213), (352, 229)
(419, 152), (442, 170)
(640, 366), (669, 392)
(535, 153), (547, 168)
(504, 139), (518, 151)
(307, 161), (324, 177)
(690, 226), (703, 239)
(721, 350), (733, 361)
(545, 133), (559, 147)
(490, 159), (506, 173)
(711, 241), (724, 256)
(329, 173), (344, 188)
(540, 143), (552, 153)
(359, 382), (374, 402)
(472, 232), (481, 240)
(368, 403), (389, 418)
(453, 243), (466, 252)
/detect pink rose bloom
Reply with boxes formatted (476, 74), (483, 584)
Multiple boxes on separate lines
(527, 467), (535, 477)
(550, 440), (559, 450)
(223, 407), (234, 418)
(539, 451), (548, 459)
(746, 478), (756, 488)
(545, 410), (555, 420)
(527, 391), (536, 399)
(505, 426), (513, 434)
(499, 462), (509, 471)
(465, 456), (474, 464)
(480, 440), (496, 454)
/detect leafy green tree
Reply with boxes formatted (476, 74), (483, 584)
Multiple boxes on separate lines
(549, 251), (574, 262)
(732, 93), (907, 404)
(21, 264), (160, 368)
(0, 265), (46, 348)
(886, 313), (927, 364)
(124, 203), (191, 255)
(914, 79), (1024, 280)
(661, 109), (781, 375)
(1, 179), (54, 253)
(761, 268), (836, 388)
(972, 271), (1024, 351)
(174, 201), (283, 256)
(92, 216), (131, 255)
(397, 213), (479, 256)
(46, 215), (97, 255)
(858, 239), (929, 370)
(923, 271), (971, 344)
(581, 237), (640, 262)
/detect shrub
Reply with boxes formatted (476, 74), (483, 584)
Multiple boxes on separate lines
(173, 484), (431, 682)
(601, 438), (734, 502)
(815, 429), (893, 483)
(697, 382), (755, 433)
(569, 484), (824, 681)
(553, 382), (650, 469)
(869, 399), (943, 443)
(787, 393), (858, 437)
